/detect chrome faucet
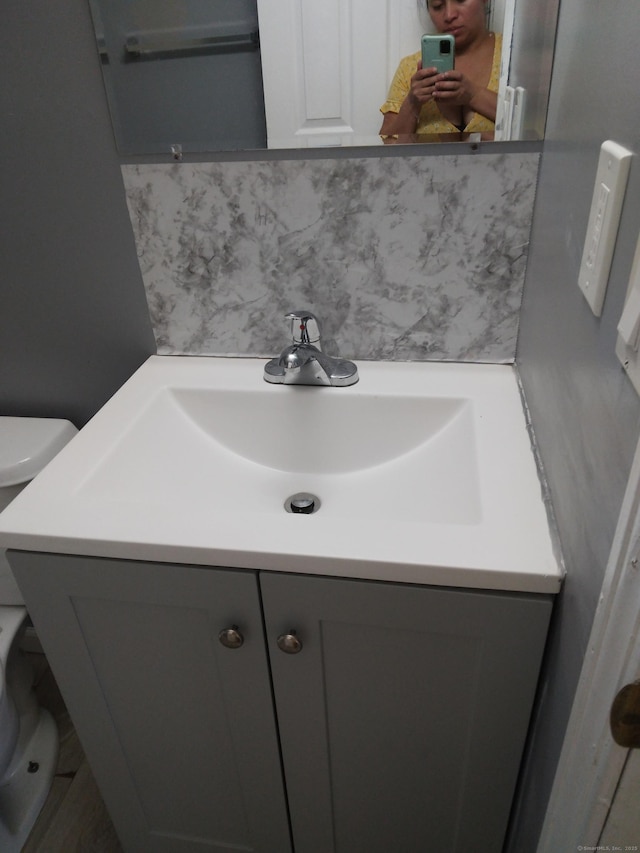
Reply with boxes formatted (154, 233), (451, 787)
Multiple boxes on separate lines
(264, 311), (359, 387)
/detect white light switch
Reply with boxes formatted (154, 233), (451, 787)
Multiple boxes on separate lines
(578, 141), (632, 316)
(617, 231), (640, 396)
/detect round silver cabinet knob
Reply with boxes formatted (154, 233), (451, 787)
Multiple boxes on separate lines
(277, 631), (303, 654)
(218, 626), (244, 649)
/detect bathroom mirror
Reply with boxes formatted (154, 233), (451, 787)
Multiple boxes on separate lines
(88, 0), (558, 157)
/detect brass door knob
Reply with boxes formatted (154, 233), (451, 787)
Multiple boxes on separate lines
(610, 680), (640, 748)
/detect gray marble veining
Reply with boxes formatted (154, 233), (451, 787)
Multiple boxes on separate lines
(122, 153), (538, 362)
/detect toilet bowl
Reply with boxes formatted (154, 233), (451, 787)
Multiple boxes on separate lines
(0, 416), (77, 852)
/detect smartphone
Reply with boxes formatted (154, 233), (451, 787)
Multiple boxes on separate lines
(421, 34), (455, 73)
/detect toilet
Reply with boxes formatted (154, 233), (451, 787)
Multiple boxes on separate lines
(0, 416), (78, 852)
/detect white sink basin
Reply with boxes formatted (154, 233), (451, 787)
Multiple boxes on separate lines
(170, 387), (471, 475)
(0, 356), (561, 594)
(74, 359), (480, 527)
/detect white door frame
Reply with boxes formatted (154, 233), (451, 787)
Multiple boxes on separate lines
(537, 432), (640, 849)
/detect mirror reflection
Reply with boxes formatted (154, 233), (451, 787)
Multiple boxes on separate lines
(89, 0), (553, 157)
(89, 0), (267, 155)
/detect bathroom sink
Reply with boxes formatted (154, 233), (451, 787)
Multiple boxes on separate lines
(169, 387), (472, 475)
(0, 356), (561, 593)
(74, 359), (481, 526)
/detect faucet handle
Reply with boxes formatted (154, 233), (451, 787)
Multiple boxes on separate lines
(285, 311), (322, 349)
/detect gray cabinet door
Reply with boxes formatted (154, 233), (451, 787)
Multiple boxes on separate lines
(260, 572), (552, 853)
(9, 551), (291, 853)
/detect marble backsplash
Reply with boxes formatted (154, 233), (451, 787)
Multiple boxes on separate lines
(122, 152), (538, 362)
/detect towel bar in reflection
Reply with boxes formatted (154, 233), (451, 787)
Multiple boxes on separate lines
(124, 31), (259, 59)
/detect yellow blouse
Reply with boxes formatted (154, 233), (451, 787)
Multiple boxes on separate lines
(380, 32), (502, 134)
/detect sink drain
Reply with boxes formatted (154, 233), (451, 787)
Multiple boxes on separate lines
(285, 493), (321, 514)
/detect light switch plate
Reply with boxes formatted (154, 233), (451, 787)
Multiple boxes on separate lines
(578, 141), (632, 316)
(616, 230), (640, 396)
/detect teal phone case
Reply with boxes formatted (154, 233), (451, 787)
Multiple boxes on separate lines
(421, 34), (455, 72)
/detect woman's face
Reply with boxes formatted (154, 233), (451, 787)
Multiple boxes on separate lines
(427, 0), (488, 48)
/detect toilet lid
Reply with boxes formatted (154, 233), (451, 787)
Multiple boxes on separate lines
(0, 417), (78, 487)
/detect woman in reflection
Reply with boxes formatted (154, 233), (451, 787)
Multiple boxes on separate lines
(379, 0), (501, 137)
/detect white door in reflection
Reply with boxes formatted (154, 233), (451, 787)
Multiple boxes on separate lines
(257, 0), (425, 148)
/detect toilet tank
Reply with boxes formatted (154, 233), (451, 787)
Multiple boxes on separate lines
(0, 418), (78, 604)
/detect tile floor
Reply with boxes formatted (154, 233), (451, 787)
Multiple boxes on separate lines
(21, 651), (122, 853)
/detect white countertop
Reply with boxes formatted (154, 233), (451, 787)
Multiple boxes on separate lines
(0, 356), (563, 594)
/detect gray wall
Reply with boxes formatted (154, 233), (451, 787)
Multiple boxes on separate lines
(508, 1), (640, 850)
(0, 0), (155, 428)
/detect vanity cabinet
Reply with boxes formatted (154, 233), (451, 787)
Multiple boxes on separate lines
(9, 551), (552, 853)
(10, 553), (291, 853)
